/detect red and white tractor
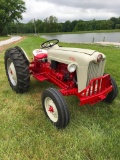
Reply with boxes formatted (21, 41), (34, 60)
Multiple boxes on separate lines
(4, 39), (118, 128)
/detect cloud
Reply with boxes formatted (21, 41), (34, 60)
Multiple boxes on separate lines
(40, 0), (120, 10)
(22, 0), (120, 23)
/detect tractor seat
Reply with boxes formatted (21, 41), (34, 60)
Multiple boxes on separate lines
(33, 49), (48, 59)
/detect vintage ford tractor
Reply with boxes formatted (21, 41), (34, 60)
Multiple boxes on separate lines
(4, 39), (118, 128)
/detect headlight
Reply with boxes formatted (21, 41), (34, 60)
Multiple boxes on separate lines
(97, 54), (103, 63)
(67, 64), (77, 73)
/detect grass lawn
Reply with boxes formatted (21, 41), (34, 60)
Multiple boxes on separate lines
(0, 36), (10, 41)
(0, 36), (120, 160)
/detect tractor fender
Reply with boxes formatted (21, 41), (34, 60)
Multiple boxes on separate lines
(14, 46), (30, 65)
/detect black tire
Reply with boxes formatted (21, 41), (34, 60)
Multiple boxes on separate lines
(104, 76), (118, 103)
(4, 47), (30, 93)
(42, 88), (70, 128)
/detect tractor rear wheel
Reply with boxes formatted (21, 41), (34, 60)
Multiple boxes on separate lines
(4, 47), (30, 93)
(42, 88), (70, 128)
(104, 76), (118, 103)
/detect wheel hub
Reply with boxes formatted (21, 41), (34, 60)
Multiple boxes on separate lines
(45, 97), (58, 122)
(10, 69), (13, 74)
(7, 58), (17, 86)
(48, 106), (54, 112)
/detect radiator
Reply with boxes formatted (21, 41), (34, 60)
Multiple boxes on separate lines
(87, 60), (105, 86)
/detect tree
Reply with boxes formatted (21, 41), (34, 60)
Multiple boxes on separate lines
(71, 20), (78, 31)
(44, 15), (58, 33)
(110, 17), (117, 29)
(74, 20), (87, 31)
(62, 20), (71, 32)
(115, 24), (120, 29)
(0, 0), (26, 35)
(36, 19), (44, 33)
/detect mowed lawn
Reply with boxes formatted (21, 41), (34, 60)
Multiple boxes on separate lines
(0, 36), (120, 160)
(0, 36), (10, 41)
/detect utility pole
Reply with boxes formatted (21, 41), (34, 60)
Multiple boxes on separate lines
(34, 18), (36, 34)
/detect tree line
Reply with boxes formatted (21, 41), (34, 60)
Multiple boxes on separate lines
(1, 0), (120, 35)
(7, 16), (120, 34)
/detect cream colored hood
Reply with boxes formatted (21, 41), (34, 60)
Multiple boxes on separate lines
(46, 45), (106, 92)
(52, 47), (96, 55)
(47, 45), (105, 66)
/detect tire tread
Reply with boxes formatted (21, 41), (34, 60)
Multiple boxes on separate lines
(4, 47), (30, 93)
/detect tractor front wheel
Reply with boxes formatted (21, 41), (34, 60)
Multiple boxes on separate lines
(4, 47), (30, 93)
(42, 88), (70, 128)
(104, 76), (118, 103)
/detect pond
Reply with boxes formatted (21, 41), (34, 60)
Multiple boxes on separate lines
(41, 32), (120, 43)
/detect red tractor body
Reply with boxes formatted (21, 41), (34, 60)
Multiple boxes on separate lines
(29, 51), (113, 106)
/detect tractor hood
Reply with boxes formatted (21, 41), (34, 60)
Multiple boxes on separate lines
(51, 47), (96, 55)
(46, 45), (106, 92)
(47, 45), (105, 66)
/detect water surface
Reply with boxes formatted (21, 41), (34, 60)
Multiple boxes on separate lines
(41, 32), (120, 43)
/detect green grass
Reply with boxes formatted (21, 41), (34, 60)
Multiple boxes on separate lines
(0, 36), (120, 160)
(0, 36), (10, 41)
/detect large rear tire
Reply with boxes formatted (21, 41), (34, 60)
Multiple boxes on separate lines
(104, 76), (118, 103)
(42, 88), (70, 128)
(4, 47), (30, 93)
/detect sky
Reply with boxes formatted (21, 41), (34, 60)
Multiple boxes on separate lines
(22, 0), (120, 23)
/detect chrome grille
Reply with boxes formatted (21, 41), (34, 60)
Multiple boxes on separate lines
(87, 60), (105, 86)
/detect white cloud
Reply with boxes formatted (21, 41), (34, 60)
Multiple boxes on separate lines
(22, 0), (120, 23)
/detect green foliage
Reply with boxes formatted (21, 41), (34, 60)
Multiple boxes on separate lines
(74, 20), (87, 31)
(44, 15), (59, 33)
(62, 20), (72, 32)
(0, 36), (120, 159)
(7, 16), (120, 34)
(0, 0), (26, 35)
(115, 24), (120, 29)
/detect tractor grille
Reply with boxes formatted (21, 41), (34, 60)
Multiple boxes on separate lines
(80, 74), (112, 105)
(87, 60), (105, 86)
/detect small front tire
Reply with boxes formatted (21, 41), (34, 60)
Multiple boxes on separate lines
(42, 88), (70, 128)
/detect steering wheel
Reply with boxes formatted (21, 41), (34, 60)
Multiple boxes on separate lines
(41, 39), (59, 49)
